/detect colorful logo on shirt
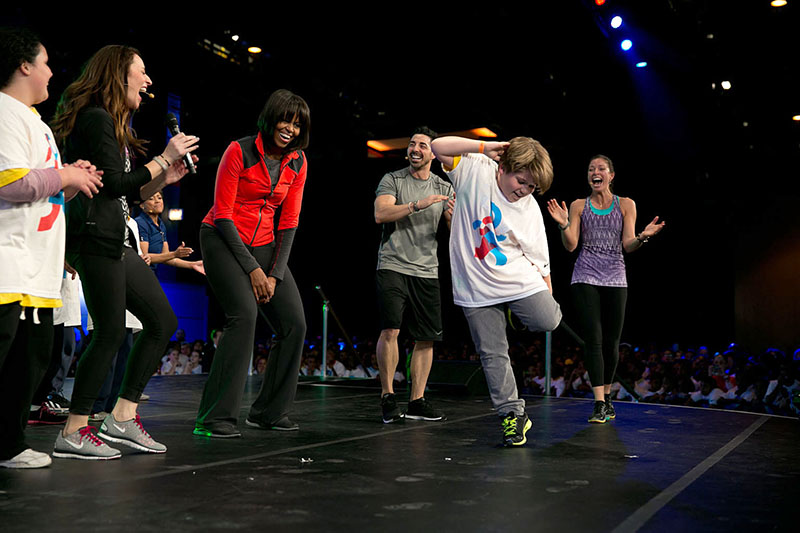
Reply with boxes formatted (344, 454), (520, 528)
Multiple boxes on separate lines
(473, 202), (507, 266)
(44, 133), (61, 169)
(37, 133), (63, 232)
(37, 191), (64, 232)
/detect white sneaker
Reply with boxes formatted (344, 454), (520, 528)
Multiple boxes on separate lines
(0, 448), (52, 469)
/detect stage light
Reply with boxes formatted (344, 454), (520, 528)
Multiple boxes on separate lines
(793, 115), (800, 121)
(168, 209), (183, 221)
(248, 46), (262, 54)
(595, 0), (606, 5)
(636, 61), (648, 68)
(721, 80), (732, 90)
(470, 127), (498, 138)
(610, 16), (623, 29)
(231, 35), (239, 42)
(620, 39), (633, 51)
(771, 1), (787, 7)
(367, 140), (393, 152)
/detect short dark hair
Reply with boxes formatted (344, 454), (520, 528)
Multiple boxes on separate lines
(411, 126), (438, 142)
(257, 89), (311, 152)
(0, 27), (41, 90)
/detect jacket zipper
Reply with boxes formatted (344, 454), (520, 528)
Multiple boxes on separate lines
(250, 155), (289, 246)
(250, 198), (267, 246)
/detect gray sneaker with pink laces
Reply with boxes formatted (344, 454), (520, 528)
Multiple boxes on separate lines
(99, 414), (167, 454)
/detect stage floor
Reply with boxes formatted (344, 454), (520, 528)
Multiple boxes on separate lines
(2, 375), (798, 532)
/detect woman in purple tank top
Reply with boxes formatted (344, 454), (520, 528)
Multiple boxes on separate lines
(547, 155), (664, 424)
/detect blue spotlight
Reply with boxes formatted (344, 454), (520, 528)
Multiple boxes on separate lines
(636, 61), (648, 68)
(610, 16), (623, 29)
(620, 39), (633, 51)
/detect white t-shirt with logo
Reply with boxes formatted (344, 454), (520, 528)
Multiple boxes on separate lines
(446, 153), (551, 307)
(0, 92), (65, 306)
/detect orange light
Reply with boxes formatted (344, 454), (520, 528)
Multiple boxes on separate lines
(792, 115), (800, 121)
(367, 140), (394, 152)
(771, 1), (787, 7)
(247, 46), (262, 54)
(595, 0), (606, 5)
(470, 127), (498, 138)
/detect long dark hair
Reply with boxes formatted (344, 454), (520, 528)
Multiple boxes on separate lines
(51, 45), (146, 154)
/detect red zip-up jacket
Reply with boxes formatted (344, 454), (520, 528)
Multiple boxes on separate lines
(203, 132), (306, 246)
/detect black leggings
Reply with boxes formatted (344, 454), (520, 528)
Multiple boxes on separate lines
(67, 247), (177, 415)
(572, 283), (627, 387)
(197, 225), (306, 426)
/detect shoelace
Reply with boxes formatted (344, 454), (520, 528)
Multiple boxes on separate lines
(133, 415), (153, 439)
(78, 426), (105, 447)
(502, 417), (518, 436)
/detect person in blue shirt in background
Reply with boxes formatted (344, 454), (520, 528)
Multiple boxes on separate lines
(135, 191), (203, 274)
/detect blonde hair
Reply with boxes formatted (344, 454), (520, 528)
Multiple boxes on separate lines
(51, 45), (146, 154)
(499, 137), (553, 194)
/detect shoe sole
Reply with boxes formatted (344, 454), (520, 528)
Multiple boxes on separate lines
(98, 432), (166, 454)
(588, 417), (609, 424)
(504, 418), (533, 447)
(382, 413), (405, 424)
(404, 414), (445, 421)
(193, 428), (241, 438)
(52, 450), (121, 460)
(28, 419), (67, 425)
(0, 460), (52, 468)
(245, 419), (299, 431)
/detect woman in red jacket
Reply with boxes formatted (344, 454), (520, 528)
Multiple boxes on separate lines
(194, 89), (310, 438)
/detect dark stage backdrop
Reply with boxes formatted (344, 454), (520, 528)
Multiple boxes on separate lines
(4, 3), (798, 354)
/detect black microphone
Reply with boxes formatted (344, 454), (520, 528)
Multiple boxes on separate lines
(165, 113), (196, 174)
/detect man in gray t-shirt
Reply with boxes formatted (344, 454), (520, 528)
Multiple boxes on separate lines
(373, 126), (454, 424)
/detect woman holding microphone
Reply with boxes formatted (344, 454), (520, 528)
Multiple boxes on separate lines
(51, 45), (198, 459)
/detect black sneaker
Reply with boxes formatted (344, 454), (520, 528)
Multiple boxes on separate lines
(381, 393), (404, 424)
(501, 412), (532, 447)
(193, 421), (242, 438)
(405, 397), (446, 421)
(45, 393), (70, 413)
(588, 401), (609, 424)
(28, 403), (67, 426)
(605, 396), (616, 420)
(245, 416), (299, 431)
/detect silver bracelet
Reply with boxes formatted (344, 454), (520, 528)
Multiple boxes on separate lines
(153, 155), (169, 171)
(559, 220), (570, 231)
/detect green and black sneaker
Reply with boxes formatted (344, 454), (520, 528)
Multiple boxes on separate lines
(501, 412), (532, 447)
(588, 401), (609, 424)
(604, 396), (616, 420)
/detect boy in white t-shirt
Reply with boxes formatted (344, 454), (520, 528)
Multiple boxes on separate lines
(432, 136), (569, 447)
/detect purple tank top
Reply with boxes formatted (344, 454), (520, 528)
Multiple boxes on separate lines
(571, 195), (627, 287)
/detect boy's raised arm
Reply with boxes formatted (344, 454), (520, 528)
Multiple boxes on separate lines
(431, 137), (509, 169)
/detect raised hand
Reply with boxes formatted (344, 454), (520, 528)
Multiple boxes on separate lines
(641, 216), (666, 239)
(546, 198), (569, 227)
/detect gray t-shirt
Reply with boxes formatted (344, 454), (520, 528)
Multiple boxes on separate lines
(375, 168), (454, 278)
